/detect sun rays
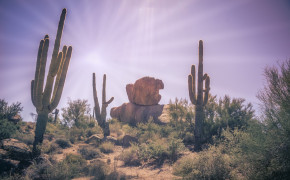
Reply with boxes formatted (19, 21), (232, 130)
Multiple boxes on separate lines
(0, 0), (290, 120)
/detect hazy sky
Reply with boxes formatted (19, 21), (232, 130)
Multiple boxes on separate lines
(1, 0), (290, 121)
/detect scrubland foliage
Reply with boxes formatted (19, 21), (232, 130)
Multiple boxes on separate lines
(173, 59), (290, 179)
(1, 60), (289, 179)
(0, 99), (22, 140)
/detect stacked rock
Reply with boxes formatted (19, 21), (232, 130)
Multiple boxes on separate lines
(110, 77), (164, 125)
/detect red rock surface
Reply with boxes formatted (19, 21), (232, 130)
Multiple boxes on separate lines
(126, 77), (164, 106)
(110, 103), (164, 125)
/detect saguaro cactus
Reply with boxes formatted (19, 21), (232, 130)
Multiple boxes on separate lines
(31, 8), (72, 156)
(188, 40), (210, 151)
(53, 109), (59, 124)
(93, 73), (114, 138)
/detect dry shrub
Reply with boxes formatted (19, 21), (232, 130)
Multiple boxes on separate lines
(99, 142), (114, 154)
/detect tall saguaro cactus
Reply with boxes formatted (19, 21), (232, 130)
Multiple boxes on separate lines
(93, 73), (114, 138)
(31, 9), (72, 156)
(188, 40), (210, 151)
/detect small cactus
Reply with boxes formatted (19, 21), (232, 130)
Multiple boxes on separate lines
(188, 40), (210, 151)
(92, 73), (114, 137)
(31, 8), (72, 156)
(52, 109), (59, 124)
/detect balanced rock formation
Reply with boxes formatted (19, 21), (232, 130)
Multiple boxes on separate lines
(126, 77), (164, 106)
(111, 76), (165, 125)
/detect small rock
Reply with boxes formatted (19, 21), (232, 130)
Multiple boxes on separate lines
(85, 134), (103, 145)
(106, 136), (117, 144)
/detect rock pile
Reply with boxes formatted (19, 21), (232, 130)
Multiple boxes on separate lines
(110, 77), (164, 125)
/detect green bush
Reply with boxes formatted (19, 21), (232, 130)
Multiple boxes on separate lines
(55, 139), (72, 149)
(87, 160), (110, 179)
(67, 127), (85, 143)
(0, 119), (17, 140)
(24, 153), (119, 180)
(168, 138), (185, 162)
(99, 142), (114, 154)
(119, 144), (141, 166)
(127, 138), (186, 165)
(173, 145), (232, 180)
(139, 140), (168, 163)
(78, 146), (101, 160)
(109, 118), (124, 137)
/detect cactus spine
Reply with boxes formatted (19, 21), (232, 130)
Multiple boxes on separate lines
(31, 8), (72, 156)
(188, 40), (210, 151)
(93, 73), (114, 138)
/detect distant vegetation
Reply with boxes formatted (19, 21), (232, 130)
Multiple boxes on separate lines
(0, 59), (289, 179)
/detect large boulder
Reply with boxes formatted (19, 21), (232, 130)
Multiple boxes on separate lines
(126, 77), (164, 106)
(110, 103), (164, 125)
(0, 139), (32, 161)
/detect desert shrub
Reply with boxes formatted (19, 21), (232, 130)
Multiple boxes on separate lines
(119, 143), (141, 166)
(0, 99), (23, 120)
(68, 127), (85, 143)
(203, 95), (254, 143)
(173, 145), (232, 180)
(87, 119), (96, 128)
(25, 159), (54, 180)
(183, 132), (194, 144)
(109, 118), (124, 137)
(87, 160), (110, 179)
(99, 142), (114, 153)
(13, 132), (34, 145)
(85, 127), (101, 138)
(0, 99), (23, 140)
(0, 119), (18, 140)
(45, 122), (67, 139)
(78, 146), (101, 160)
(168, 98), (194, 138)
(139, 138), (185, 164)
(41, 141), (60, 154)
(139, 139), (169, 164)
(137, 120), (163, 143)
(55, 139), (71, 149)
(61, 99), (91, 128)
(168, 138), (185, 162)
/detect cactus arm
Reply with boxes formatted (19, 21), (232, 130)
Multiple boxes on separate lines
(203, 76), (210, 106)
(35, 37), (49, 109)
(52, 46), (67, 101)
(50, 8), (66, 77)
(197, 40), (204, 105)
(33, 39), (44, 107)
(188, 65), (196, 105)
(31, 80), (36, 106)
(93, 73), (101, 119)
(43, 8), (67, 107)
(106, 97), (114, 105)
(49, 46), (72, 111)
(42, 52), (62, 108)
(102, 74), (107, 105)
(101, 74), (114, 105)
